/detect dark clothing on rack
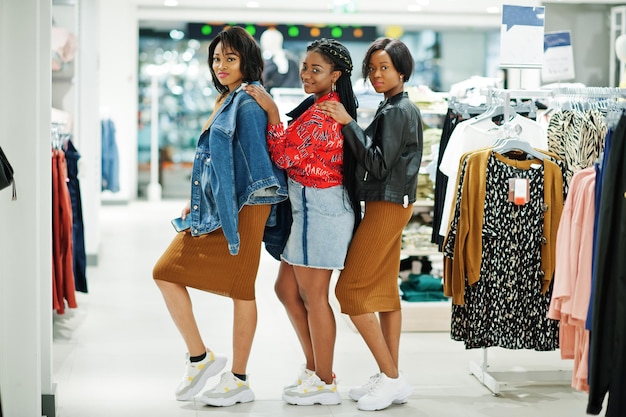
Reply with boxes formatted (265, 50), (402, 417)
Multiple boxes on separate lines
(586, 114), (626, 416)
(263, 58), (301, 93)
(64, 139), (87, 293)
(431, 108), (457, 248)
(586, 130), (612, 332)
(431, 108), (484, 249)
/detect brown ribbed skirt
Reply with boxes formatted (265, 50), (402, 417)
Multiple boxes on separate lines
(335, 201), (413, 315)
(153, 204), (270, 300)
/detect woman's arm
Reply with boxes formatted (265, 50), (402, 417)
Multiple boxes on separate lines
(243, 84), (281, 125)
(316, 100), (353, 125)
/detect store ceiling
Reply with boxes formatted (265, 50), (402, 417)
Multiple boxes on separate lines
(135, 0), (626, 14)
(136, 0), (626, 30)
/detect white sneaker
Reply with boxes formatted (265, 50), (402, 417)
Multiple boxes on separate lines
(357, 372), (413, 411)
(283, 364), (315, 392)
(282, 373), (342, 406)
(175, 351), (227, 401)
(200, 371), (255, 407)
(348, 373), (381, 401)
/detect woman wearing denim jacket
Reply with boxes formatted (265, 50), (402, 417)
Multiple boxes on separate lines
(153, 26), (287, 407)
(319, 38), (422, 411)
(244, 38), (360, 406)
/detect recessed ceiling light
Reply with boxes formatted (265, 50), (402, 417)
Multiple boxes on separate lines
(486, 6), (500, 14)
(164, 0), (178, 6)
(246, 1), (260, 7)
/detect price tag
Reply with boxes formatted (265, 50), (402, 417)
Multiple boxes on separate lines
(508, 178), (530, 205)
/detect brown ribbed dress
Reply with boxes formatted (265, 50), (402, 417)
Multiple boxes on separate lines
(335, 201), (413, 315)
(153, 204), (270, 301)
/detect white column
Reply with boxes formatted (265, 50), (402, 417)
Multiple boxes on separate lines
(99, 0), (139, 204)
(147, 74), (162, 201)
(0, 1), (52, 417)
(77, 0), (102, 265)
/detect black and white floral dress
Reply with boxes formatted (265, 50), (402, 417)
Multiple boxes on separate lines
(445, 152), (560, 350)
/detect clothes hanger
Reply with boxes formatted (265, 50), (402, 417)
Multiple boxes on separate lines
(470, 101), (532, 125)
(492, 123), (545, 160)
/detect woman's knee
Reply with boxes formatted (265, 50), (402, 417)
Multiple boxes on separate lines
(153, 276), (179, 294)
(275, 278), (300, 306)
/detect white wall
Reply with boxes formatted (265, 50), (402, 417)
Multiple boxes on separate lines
(0, 1), (52, 416)
(76, 0), (102, 263)
(439, 30), (488, 92)
(99, 0), (139, 204)
(544, 3), (612, 86)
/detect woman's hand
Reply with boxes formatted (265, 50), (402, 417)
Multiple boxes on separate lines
(317, 101), (353, 125)
(243, 84), (281, 125)
(181, 200), (191, 220)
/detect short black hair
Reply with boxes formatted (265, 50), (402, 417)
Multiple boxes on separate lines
(208, 26), (263, 95)
(362, 37), (414, 83)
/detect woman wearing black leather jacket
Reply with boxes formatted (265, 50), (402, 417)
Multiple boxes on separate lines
(318, 37), (422, 412)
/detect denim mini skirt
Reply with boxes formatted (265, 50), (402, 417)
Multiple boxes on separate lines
(282, 178), (355, 270)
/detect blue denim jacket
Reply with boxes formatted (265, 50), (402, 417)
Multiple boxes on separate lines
(188, 82), (288, 255)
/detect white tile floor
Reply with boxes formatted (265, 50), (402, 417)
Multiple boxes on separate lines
(53, 199), (596, 417)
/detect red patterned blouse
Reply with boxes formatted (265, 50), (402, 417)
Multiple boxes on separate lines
(267, 92), (344, 188)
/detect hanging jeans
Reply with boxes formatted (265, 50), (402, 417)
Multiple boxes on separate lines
(64, 139), (87, 293)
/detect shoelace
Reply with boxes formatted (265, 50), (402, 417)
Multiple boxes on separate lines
(365, 374), (382, 393)
(182, 361), (200, 380)
(212, 372), (236, 391)
(299, 373), (335, 391)
(302, 374), (321, 389)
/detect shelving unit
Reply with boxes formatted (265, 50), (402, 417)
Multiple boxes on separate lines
(400, 199), (450, 332)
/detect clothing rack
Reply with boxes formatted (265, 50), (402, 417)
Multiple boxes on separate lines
(468, 86), (626, 395)
(51, 122), (70, 150)
(466, 87), (574, 395)
(469, 349), (572, 396)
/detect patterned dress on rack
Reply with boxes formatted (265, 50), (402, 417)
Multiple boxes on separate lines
(446, 152), (560, 350)
(546, 109), (606, 192)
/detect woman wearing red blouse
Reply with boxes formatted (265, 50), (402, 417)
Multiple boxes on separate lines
(244, 38), (359, 406)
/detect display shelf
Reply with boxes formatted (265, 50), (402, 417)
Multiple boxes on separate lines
(340, 298), (451, 333)
(401, 299), (451, 332)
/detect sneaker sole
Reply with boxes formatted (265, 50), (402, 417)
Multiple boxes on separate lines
(200, 390), (255, 407)
(282, 392), (342, 406)
(357, 386), (412, 411)
(175, 355), (228, 401)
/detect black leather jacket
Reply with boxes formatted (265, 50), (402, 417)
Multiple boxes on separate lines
(342, 91), (423, 206)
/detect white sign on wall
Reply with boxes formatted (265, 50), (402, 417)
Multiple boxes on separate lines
(542, 31), (575, 83)
(500, 5), (546, 69)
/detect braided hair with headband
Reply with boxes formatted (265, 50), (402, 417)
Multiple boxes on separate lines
(307, 38), (361, 231)
(307, 38), (358, 120)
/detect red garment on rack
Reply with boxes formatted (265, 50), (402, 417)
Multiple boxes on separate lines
(52, 149), (76, 314)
